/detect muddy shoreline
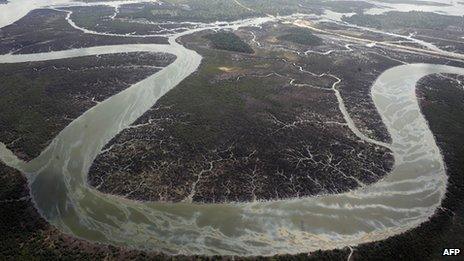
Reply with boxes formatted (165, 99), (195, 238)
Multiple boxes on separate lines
(88, 28), (394, 203)
(1, 73), (463, 258)
(0, 52), (175, 161)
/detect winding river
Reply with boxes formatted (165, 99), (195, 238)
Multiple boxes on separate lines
(1, 0), (464, 256)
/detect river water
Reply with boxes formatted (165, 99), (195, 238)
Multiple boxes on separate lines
(1, 0), (464, 256)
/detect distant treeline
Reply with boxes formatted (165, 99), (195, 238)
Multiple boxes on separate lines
(120, 0), (259, 22)
(343, 11), (464, 30)
(119, 0), (379, 23)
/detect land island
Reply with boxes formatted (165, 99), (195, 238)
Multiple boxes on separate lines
(1, 0), (464, 259)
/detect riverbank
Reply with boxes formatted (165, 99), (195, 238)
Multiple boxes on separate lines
(0, 52), (175, 161)
(0, 162), (174, 259)
(2, 0), (464, 258)
(2, 72), (464, 259)
(303, 71), (464, 260)
(0, 8), (167, 55)
(88, 28), (394, 203)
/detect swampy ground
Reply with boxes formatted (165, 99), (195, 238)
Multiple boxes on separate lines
(2, 70), (463, 261)
(88, 26), (395, 203)
(1, 0), (464, 259)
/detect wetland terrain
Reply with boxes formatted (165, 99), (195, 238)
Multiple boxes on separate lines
(0, 0), (464, 259)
